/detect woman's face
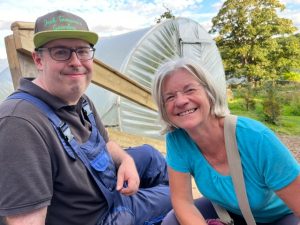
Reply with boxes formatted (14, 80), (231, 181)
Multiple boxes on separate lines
(162, 68), (211, 132)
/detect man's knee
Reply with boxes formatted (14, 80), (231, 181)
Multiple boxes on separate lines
(125, 144), (168, 187)
(126, 144), (165, 168)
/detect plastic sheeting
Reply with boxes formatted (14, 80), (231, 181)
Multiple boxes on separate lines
(90, 17), (226, 140)
(0, 17), (226, 140)
(0, 65), (14, 102)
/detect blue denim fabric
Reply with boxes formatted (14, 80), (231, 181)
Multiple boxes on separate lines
(100, 145), (171, 225)
(162, 197), (299, 225)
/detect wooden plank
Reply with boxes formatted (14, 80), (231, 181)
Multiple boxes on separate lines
(93, 59), (157, 110)
(11, 22), (35, 55)
(6, 21), (156, 111)
(4, 35), (22, 89)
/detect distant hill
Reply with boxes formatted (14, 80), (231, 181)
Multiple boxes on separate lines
(0, 58), (8, 72)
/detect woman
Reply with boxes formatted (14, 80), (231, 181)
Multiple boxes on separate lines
(151, 57), (300, 225)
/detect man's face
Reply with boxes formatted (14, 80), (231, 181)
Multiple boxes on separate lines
(32, 39), (94, 105)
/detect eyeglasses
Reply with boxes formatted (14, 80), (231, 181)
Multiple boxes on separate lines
(37, 47), (95, 61)
(163, 84), (203, 105)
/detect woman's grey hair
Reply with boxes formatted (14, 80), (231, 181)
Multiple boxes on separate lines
(151, 57), (230, 134)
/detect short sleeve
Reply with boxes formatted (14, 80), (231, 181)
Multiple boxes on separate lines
(166, 131), (190, 173)
(257, 128), (300, 191)
(0, 117), (52, 216)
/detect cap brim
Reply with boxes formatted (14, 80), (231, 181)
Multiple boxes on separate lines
(33, 30), (99, 48)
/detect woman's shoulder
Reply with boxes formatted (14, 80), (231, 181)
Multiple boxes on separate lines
(236, 115), (269, 134)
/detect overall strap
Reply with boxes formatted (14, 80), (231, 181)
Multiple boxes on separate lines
(82, 98), (96, 125)
(7, 92), (116, 210)
(7, 92), (76, 159)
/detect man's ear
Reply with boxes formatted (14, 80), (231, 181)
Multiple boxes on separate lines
(32, 51), (44, 70)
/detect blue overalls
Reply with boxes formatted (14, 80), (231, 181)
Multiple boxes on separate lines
(8, 92), (171, 225)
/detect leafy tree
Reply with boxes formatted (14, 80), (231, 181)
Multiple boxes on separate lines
(272, 34), (300, 80)
(209, 0), (297, 83)
(155, 6), (175, 24)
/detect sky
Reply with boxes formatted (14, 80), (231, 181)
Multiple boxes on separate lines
(1, 0), (300, 60)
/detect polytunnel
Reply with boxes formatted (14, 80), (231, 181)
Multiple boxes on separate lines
(84, 17), (226, 140)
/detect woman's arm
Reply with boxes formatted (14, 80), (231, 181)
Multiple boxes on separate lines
(276, 174), (300, 217)
(168, 167), (207, 225)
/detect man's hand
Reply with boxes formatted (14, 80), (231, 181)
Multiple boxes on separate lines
(106, 141), (140, 195)
(116, 155), (140, 195)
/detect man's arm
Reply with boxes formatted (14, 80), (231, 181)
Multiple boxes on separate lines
(106, 140), (140, 195)
(5, 207), (47, 225)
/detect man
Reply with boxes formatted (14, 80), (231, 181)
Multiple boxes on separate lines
(0, 10), (171, 225)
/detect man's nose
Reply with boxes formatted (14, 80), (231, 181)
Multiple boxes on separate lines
(68, 52), (81, 65)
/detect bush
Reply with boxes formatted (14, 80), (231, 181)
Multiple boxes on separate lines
(282, 71), (300, 82)
(277, 83), (300, 116)
(261, 81), (281, 124)
(237, 83), (257, 111)
(289, 95), (300, 116)
(229, 81), (299, 135)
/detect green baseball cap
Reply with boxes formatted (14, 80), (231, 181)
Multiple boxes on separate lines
(33, 10), (99, 48)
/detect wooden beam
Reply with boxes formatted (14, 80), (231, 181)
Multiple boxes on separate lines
(93, 59), (157, 110)
(4, 34), (22, 89)
(6, 21), (157, 111)
(11, 22), (35, 55)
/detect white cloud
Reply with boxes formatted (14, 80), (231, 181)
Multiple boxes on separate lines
(281, 0), (300, 4)
(1, 0), (300, 59)
(212, 0), (225, 10)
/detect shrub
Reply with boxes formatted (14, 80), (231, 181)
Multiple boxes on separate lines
(289, 94), (300, 116)
(282, 71), (300, 82)
(261, 81), (281, 124)
(237, 82), (256, 111)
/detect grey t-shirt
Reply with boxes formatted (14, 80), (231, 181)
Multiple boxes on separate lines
(0, 78), (109, 225)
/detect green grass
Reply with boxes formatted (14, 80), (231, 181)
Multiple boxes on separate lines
(229, 97), (300, 136)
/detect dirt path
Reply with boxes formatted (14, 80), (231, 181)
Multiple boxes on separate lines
(278, 134), (300, 162)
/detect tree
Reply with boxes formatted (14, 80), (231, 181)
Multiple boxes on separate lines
(272, 34), (300, 80)
(155, 6), (175, 24)
(209, 0), (297, 82)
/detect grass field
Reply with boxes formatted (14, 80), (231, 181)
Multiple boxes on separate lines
(228, 83), (300, 136)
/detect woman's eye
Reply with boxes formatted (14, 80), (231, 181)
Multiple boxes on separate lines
(184, 88), (196, 94)
(165, 96), (175, 103)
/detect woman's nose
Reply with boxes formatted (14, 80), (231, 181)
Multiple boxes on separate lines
(174, 92), (189, 106)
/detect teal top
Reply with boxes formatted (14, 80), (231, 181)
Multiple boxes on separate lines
(166, 116), (300, 223)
